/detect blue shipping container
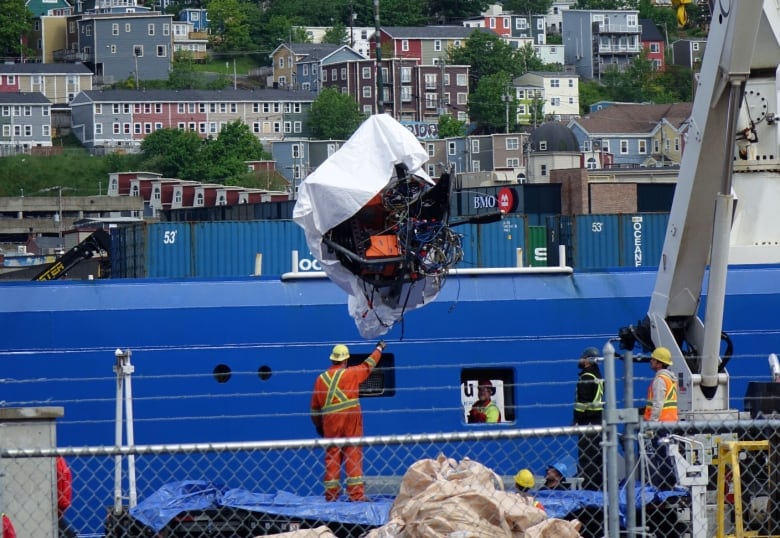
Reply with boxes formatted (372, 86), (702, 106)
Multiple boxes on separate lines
(145, 222), (194, 278)
(193, 221), (312, 277)
(619, 213), (668, 268)
(574, 214), (620, 269)
(458, 216), (526, 268)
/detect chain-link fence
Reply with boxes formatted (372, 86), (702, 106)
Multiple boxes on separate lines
(2, 420), (780, 537)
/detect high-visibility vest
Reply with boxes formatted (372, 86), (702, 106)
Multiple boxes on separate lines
(574, 372), (604, 414)
(318, 370), (360, 414)
(644, 370), (678, 421)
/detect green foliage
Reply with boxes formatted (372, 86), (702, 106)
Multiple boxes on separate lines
(468, 72), (516, 134)
(208, 0), (253, 52)
(200, 121), (268, 182)
(140, 128), (205, 179)
(438, 114), (466, 138)
(502, 0), (553, 14)
(308, 88), (364, 140)
(426, 0), (490, 22)
(138, 122), (269, 182)
(323, 23), (349, 45)
(448, 32), (526, 93)
(0, 0), (33, 57)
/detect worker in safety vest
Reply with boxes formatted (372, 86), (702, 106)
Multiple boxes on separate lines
(643, 346), (679, 490)
(574, 346), (604, 490)
(467, 379), (501, 423)
(644, 347), (678, 422)
(513, 468), (545, 512)
(310, 341), (385, 502)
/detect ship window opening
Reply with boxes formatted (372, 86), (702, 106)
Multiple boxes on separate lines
(461, 367), (515, 423)
(257, 365), (272, 381)
(345, 352), (395, 397)
(213, 364), (231, 383)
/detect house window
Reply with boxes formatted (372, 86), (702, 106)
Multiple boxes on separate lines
(506, 158), (519, 167)
(674, 137), (680, 151)
(148, 23), (155, 36)
(448, 142), (456, 155)
(401, 40), (409, 51)
(456, 73), (467, 86)
(692, 42), (700, 51)
(157, 45), (167, 57)
(401, 67), (412, 83)
(362, 66), (371, 79)
(401, 86), (412, 102)
(125, 23), (131, 33)
(550, 79), (559, 88)
(620, 139), (629, 154)
(638, 140), (647, 154)
(362, 86), (371, 97)
(539, 141), (547, 151)
(540, 164), (547, 176)
(112, 23), (119, 35)
(95, 104), (102, 114)
(340, 68), (347, 80)
(134, 45), (143, 57)
(506, 137), (519, 150)
(434, 40), (441, 52)
(603, 141), (610, 153)
(650, 43), (660, 53)
(95, 124), (102, 134)
(472, 160), (480, 172)
(551, 97), (560, 106)
(471, 139), (479, 153)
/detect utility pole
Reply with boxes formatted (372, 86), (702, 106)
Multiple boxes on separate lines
(374, 0), (383, 114)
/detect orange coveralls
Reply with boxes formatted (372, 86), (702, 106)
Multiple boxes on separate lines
(310, 347), (382, 501)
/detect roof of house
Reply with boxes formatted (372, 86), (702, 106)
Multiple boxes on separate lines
(640, 19), (664, 42)
(0, 92), (50, 104)
(288, 43), (341, 58)
(381, 26), (479, 39)
(73, 88), (316, 103)
(573, 102), (692, 134)
(0, 63), (93, 75)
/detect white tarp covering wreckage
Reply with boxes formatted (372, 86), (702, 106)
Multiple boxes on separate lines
(293, 114), (469, 338)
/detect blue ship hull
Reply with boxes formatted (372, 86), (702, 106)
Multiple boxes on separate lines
(1, 266), (779, 448)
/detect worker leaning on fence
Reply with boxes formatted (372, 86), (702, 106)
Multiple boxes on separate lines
(310, 341), (385, 502)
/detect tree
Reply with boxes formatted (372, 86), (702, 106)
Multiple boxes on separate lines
(323, 23), (349, 45)
(468, 72), (516, 133)
(427, 0), (490, 23)
(140, 128), (205, 179)
(502, 0), (553, 14)
(308, 88), (364, 139)
(438, 114), (466, 138)
(448, 31), (525, 93)
(0, 0), (32, 57)
(202, 120), (268, 182)
(168, 51), (199, 89)
(208, 0), (253, 52)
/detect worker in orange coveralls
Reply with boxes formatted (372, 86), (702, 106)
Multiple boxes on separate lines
(310, 341), (386, 502)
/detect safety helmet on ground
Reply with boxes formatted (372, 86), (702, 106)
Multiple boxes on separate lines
(329, 344), (350, 362)
(651, 347), (672, 366)
(548, 462), (568, 478)
(580, 346), (600, 361)
(514, 469), (535, 489)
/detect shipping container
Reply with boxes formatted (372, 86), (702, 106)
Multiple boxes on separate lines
(458, 216), (526, 269)
(525, 226), (548, 267)
(619, 213), (668, 269)
(574, 214), (620, 269)
(192, 221), (311, 277)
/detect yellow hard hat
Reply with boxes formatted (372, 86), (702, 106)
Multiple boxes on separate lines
(329, 344), (350, 362)
(652, 347), (672, 366)
(514, 469), (535, 489)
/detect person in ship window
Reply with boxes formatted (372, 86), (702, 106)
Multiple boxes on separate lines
(467, 379), (501, 423)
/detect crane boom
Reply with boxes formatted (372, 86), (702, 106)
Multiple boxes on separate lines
(620, 2), (780, 419)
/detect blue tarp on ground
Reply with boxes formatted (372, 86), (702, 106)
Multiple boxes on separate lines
(130, 480), (687, 532)
(129, 481), (393, 532)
